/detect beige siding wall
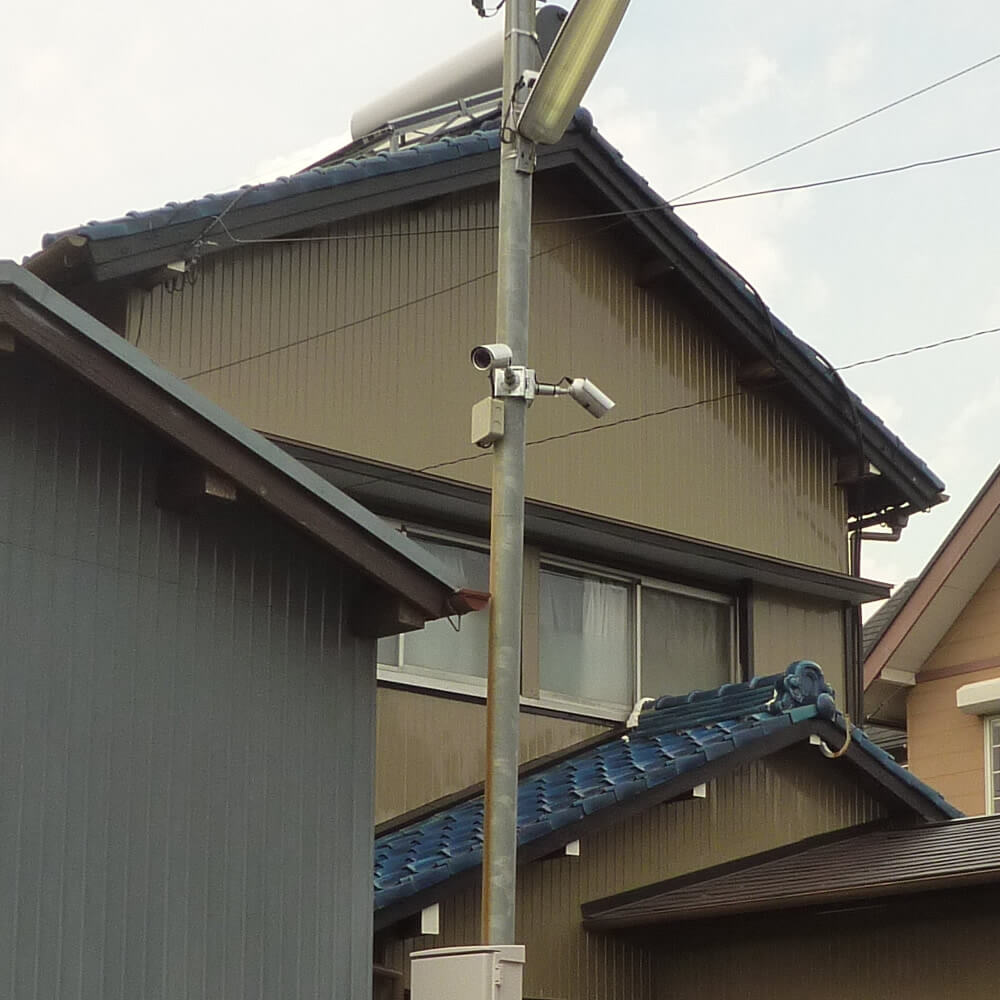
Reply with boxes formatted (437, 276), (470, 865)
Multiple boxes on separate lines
(908, 666), (996, 816)
(381, 746), (886, 1000)
(659, 903), (1000, 1000)
(374, 687), (609, 824)
(753, 586), (846, 700)
(906, 561), (1000, 816)
(124, 183), (847, 571)
(923, 562), (1000, 672)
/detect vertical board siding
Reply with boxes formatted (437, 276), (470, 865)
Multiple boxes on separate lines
(753, 585), (847, 699)
(658, 904), (1000, 1000)
(382, 747), (885, 1000)
(126, 183), (846, 573)
(374, 687), (610, 823)
(0, 350), (375, 1000)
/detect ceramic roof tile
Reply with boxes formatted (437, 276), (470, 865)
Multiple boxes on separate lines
(373, 661), (959, 914)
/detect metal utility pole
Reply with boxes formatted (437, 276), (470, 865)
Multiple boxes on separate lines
(481, 0), (537, 947)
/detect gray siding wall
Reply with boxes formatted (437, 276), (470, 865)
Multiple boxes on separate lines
(0, 348), (375, 999)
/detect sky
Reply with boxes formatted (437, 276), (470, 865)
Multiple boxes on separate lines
(3, 0), (999, 605)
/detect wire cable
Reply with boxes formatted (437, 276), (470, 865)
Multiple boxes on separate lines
(337, 322), (1000, 491)
(836, 324), (1000, 371)
(208, 141), (1000, 252)
(672, 145), (1000, 209)
(182, 219), (628, 381)
(669, 49), (1000, 202)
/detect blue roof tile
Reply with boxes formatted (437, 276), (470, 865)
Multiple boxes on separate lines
(373, 660), (959, 914)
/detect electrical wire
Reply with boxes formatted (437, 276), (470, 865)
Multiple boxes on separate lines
(671, 145), (1000, 209)
(835, 324), (1000, 371)
(182, 219), (628, 381)
(670, 49), (1000, 202)
(338, 322), (1000, 491)
(207, 141), (1000, 251)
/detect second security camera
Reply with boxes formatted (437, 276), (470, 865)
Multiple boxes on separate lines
(567, 378), (615, 418)
(471, 343), (513, 372)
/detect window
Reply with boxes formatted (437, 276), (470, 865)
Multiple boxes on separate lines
(539, 566), (634, 711)
(377, 534), (491, 689)
(535, 560), (736, 715)
(639, 584), (734, 699)
(378, 526), (737, 718)
(988, 717), (1000, 815)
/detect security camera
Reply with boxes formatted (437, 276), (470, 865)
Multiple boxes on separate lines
(567, 378), (615, 419)
(471, 343), (513, 372)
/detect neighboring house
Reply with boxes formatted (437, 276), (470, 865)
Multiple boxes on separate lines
(27, 108), (947, 835)
(372, 662), (965, 1000)
(0, 261), (479, 1000)
(866, 464), (1000, 816)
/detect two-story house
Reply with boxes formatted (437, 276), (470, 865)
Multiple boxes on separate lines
(23, 99), (960, 998)
(866, 463), (1000, 817)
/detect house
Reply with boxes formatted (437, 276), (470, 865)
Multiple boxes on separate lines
(26, 105), (946, 824)
(372, 661), (967, 999)
(0, 260), (480, 1000)
(22, 94), (954, 995)
(865, 463), (1000, 816)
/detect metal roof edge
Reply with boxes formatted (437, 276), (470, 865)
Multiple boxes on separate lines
(864, 462), (1000, 688)
(24, 114), (943, 513)
(0, 260), (466, 609)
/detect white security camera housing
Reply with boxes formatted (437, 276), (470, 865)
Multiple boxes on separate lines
(567, 377), (615, 418)
(471, 343), (514, 372)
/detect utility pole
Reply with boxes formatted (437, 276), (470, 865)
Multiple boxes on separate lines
(481, 0), (537, 947)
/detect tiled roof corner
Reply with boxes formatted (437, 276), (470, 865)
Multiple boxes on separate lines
(374, 661), (953, 916)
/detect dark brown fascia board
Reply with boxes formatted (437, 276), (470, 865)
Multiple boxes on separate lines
(581, 817), (896, 926)
(864, 463), (1000, 688)
(279, 439), (890, 605)
(553, 133), (943, 516)
(587, 867), (1000, 933)
(0, 288), (458, 625)
(373, 718), (938, 932)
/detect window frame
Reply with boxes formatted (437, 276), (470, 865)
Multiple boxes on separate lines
(377, 524), (740, 722)
(376, 524), (492, 698)
(986, 716), (1000, 815)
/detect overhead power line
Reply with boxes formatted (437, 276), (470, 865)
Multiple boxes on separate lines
(671, 145), (1000, 209)
(211, 138), (1000, 254)
(669, 49), (1000, 201)
(314, 322), (1000, 494)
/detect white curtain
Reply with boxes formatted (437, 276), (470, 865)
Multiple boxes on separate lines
(640, 587), (731, 699)
(539, 569), (631, 709)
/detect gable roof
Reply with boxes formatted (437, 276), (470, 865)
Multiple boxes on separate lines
(0, 260), (483, 629)
(27, 112), (944, 521)
(862, 578), (918, 658)
(583, 811), (1000, 929)
(372, 661), (958, 930)
(865, 463), (1000, 696)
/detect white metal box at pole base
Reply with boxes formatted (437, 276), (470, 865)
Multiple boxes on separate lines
(410, 945), (525, 1000)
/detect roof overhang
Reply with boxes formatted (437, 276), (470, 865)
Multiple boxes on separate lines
(373, 715), (955, 932)
(280, 439), (890, 606)
(25, 118), (945, 519)
(582, 813), (1000, 931)
(0, 261), (475, 634)
(864, 464), (1000, 700)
